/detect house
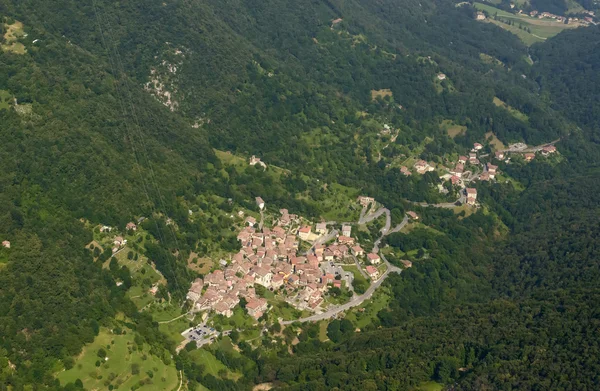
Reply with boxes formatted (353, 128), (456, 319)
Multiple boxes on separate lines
(458, 156), (467, 164)
(351, 245), (364, 256)
(256, 197), (265, 210)
(366, 265), (379, 279)
(338, 235), (354, 245)
(126, 222), (137, 231)
(524, 153), (535, 161)
(333, 280), (342, 289)
(358, 196), (375, 206)
(407, 211), (419, 220)
(469, 153), (479, 165)
(245, 216), (257, 227)
(473, 143), (483, 151)
(451, 175), (460, 185)
(466, 188), (477, 205)
(298, 226), (312, 241)
(487, 163), (498, 179)
(100, 225), (112, 232)
(476, 12), (486, 20)
(246, 298), (268, 319)
(114, 236), (125, 247)
(495, 151), (505, 160)
(2, 240), (10, 249)
(542, 145), (557, 155)
(437, 73), (446, 81)
(187, 278), (205, 302)
(316, 222), (327, 235)
(249, 155), (267, 169)
(214, 302), (233, 318)
(401, 260), (413, 268)
(451, 163), (464, 178)
(414, 160), (434, 174)
(252, 267), (273, 288)
(400, 166), (412, 176)
(479, 172), (490, 181)
(322, 273), (335, 284)
(367, 253), (381, 265)
(342, 224), (352, 237)
(271, 274), (285, 289)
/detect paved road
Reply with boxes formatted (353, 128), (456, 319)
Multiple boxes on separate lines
(388, 215), (409, 234)
(359, 206), (388, 225)
(283, 210), (406, 325)
(350, 254), (369, 278)
(281, 264), (400, 324)
(499, 139), (560, 153)
(409, 193), (464, 209)
(304, 229), (338, 255)
(259, 209), (265, 231)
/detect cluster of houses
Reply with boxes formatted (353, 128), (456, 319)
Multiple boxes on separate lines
(414, 160), (435, 174)
(187, 207), (378, 319)
(525, 10), (595, 24)
(249, 155), (267, 169)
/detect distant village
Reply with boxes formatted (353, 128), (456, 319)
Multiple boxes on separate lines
(403, 138), (558, 207)
(475, 4), (596, 26)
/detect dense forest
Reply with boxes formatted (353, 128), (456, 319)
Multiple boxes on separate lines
(0, 0), (600, 390)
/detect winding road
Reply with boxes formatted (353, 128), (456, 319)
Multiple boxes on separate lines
(282, 205), (405, 325)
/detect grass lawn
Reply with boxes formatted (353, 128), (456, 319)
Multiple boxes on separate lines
(415, 381), (444, 391)
(319, 183), (361, 222)
(479, 53), (504, 67)
(0, 90), (11, 110)
(57, 329), (178, 391)
(493, 97), (528, 122)
(371, 89), (393, 100)
(440, 119), (466, 138)
(318, 321), (329, 342)
(189, 349), (229, 377)
(485, 131), (506, 151)
(158, 316), (189, 346)
(2, 21), (27, 54)
(346, 289), (391, 329)
(270, 300), (303, 321)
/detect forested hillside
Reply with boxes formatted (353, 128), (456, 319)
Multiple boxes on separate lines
(0, 0), (600, 390)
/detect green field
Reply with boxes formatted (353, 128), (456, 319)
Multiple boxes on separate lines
(345, 288), (391, 329)
(474, 3), (577, 45)
(57, 329), (178, 391)
(415, 381), (444, 391)
(188, 348), (241, 380)
(0, 90), (11, 110)
(440, 119), (467, 138)
(493, 97), (528, 122)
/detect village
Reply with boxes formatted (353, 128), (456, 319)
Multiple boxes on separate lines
(185, 194), (392, 323)
(406, 139), (558, 207)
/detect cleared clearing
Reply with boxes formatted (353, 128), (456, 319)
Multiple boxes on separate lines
(440, 119), (467, 138)
(479, 52), (504, 67)
(0, 90), (11, 110)
(371, 89), (393, 100)
(493, 97), (528, 122)
(2, 21), (26, 54)
(485, 131), (506, 150)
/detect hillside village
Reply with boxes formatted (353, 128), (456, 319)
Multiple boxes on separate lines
(185, 196), (388, 321)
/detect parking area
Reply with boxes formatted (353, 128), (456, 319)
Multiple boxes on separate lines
(182, 324), (218, 347)
(322, 261), (355, 290)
